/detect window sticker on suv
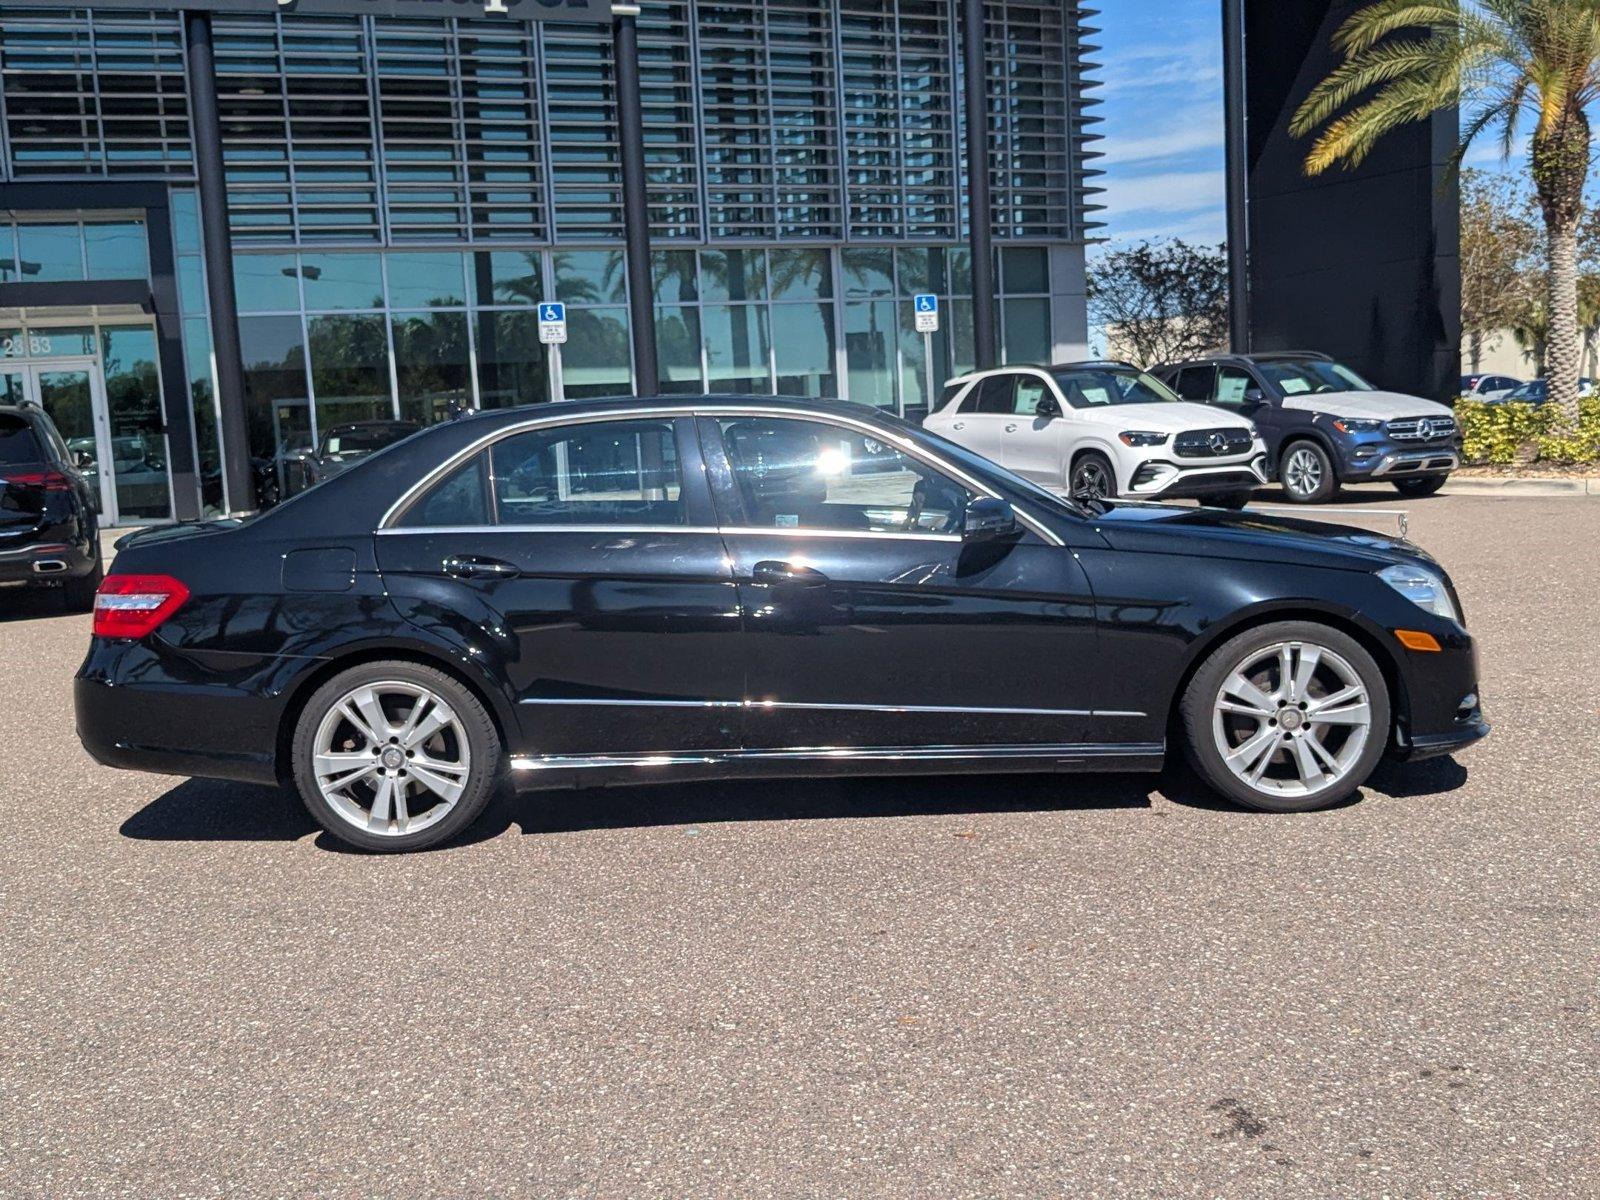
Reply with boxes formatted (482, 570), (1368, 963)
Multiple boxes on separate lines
(1279, 378), (1312, 394)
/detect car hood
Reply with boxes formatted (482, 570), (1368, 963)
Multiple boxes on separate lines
(1280, 390), (1454, 421)
(1087, 501), (1437, 573)
(1077, 401), (1252, 433)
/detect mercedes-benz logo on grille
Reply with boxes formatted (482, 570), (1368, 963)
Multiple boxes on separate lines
(1417, 418), (1435, 440)
(1207, 431), (1229, 454)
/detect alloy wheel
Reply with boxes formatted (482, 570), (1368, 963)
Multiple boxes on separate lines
(1210, 640), (1372, 798)
(311, 681), (472, 838)
(1072, 459), (1113, 499)
(1283, 447), (1323, 498)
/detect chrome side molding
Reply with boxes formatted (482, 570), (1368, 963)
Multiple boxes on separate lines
(512, 742), (1164, 772)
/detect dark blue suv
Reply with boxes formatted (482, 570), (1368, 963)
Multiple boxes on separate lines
(1154, 353), (1461, 503)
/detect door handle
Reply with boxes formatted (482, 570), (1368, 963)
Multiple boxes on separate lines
(1004, 423), (1018, 433)
(952, 421), (965, 430)
(443, 554), (520, 580)
(751, 560), (829, 588)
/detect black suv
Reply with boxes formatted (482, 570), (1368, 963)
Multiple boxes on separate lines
(0, 404), (102, 609)
(1154, 352), (1461, 503)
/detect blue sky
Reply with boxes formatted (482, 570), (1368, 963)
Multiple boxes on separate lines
(1090, 0), (1228, 248)
(1087, 0), (1536, 251)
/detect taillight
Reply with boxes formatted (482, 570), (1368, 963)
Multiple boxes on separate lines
(4, 471), (72, 492)
(93, 574), (191, 640)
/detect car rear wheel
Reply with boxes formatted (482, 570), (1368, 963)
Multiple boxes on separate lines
(1280, 441), (1338, 503)
(1393, 475), (1448, 498)
(1180, 621), (1390, 812)
(1070, 451), (1117, 501)
(291, 661), (501, 852)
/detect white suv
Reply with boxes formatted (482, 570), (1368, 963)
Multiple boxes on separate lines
(924, 362), (1269, 507)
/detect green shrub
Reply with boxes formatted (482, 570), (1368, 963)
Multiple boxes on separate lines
(1454, 396), (1600, 465)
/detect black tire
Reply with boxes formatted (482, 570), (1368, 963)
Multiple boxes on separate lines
(1070, 450), (1118, 500)
(291, 660), (501, 852)
(1393, 474), (1448, 498)
(63, 543), (103, 613)
(1180, 620), (1391, 813)
(1209, 490), (1253, 510)
(1278, 439), (1339, 503)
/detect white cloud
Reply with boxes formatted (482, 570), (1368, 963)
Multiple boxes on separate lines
(1095, 168), (1225, 216)
(1096, 120), (1223, 168)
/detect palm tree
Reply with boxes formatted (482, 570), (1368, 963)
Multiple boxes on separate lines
(1289, 0), (1600, 428)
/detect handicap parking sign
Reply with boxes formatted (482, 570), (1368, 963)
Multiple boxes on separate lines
(913, 293), (939, 333)
(538, 302), (568, 345)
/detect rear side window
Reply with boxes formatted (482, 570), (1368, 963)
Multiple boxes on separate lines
(961, 375), (1015, 414)
(491, 419), (683, 526)
(398, 453), (490, 528)
(1171, 366), (1214, 400)
(0, 415), (44, 466)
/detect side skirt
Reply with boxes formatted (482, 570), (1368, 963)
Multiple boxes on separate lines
(509, 743), (1167, 792)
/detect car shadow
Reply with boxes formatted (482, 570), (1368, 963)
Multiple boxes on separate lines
(120, 756), (1470, 849)
(0, 589), (79, 624)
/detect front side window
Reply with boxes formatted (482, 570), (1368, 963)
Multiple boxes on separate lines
(1213, 366), (1258, 409)
(716, 417), (974, 535)
(491, 419), (683, 526)
(1051, 366), (1179, 408)
(1013, 376), (1049, 415)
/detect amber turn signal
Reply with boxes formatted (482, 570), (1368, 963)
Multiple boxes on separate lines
(1394, 629), (1442, 652)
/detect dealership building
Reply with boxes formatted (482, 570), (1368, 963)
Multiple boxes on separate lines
(0, 0), (1098, 522)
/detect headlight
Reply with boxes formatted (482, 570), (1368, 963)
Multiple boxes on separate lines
(1332, 417), (1383, 434)
(1378, 563), (1460, 623)
(1118, 430), (1168, 447)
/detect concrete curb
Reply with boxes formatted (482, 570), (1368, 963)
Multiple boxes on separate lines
(1444, 476), (1600, 497)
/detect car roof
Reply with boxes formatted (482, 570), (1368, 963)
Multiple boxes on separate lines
(444, 393), (902, 430)
(1156, 351), (1333, 369)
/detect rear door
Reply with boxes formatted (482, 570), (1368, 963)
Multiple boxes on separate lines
(942, 374), (1014, 464)
(375, 414), (745, 759)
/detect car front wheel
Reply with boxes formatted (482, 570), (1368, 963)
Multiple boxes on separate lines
(291, 661), (502, 852)
(1279, 441), (1338, 503)
(1180, 621), (1391, 812)
(1070, 451), (1118, 501)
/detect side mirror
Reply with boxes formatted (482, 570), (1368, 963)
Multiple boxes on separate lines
(962, 496), (1019, 545)
(72, 450), (94, 470)
(1034, 394), (1062, 419)
(1242, 388), (1266, 409)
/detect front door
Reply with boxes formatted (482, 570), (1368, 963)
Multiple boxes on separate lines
(700, 412), (1101, 751)
(1000, 374), (1073, 486)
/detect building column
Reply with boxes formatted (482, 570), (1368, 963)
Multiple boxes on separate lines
(184, 9), (254, 515)
(1221, 0), (1251, 352)
(962, 0), (998, 370)
(613, 6), (659, 396)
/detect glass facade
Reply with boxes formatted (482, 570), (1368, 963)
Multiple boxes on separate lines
(0, 2), (1098, 517)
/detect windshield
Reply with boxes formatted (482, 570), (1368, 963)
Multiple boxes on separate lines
(323, 424), (416, 458)
(1258, 359), (1374, 395)
(1049, 366), (1179, 408)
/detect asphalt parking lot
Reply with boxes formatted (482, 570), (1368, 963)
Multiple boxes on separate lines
(2, 493), (1595, 1197)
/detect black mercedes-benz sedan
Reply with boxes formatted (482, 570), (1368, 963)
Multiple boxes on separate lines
(75, 396), (1487, 852)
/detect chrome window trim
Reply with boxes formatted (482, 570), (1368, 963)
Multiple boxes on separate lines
(512, 742), (1165, 772)
(376, 403), (1064, 547)
(516, 697), (1146, 719)
(377, 524), (720, 537)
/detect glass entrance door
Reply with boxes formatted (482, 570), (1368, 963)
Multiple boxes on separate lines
(1, 359), (122, 521)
